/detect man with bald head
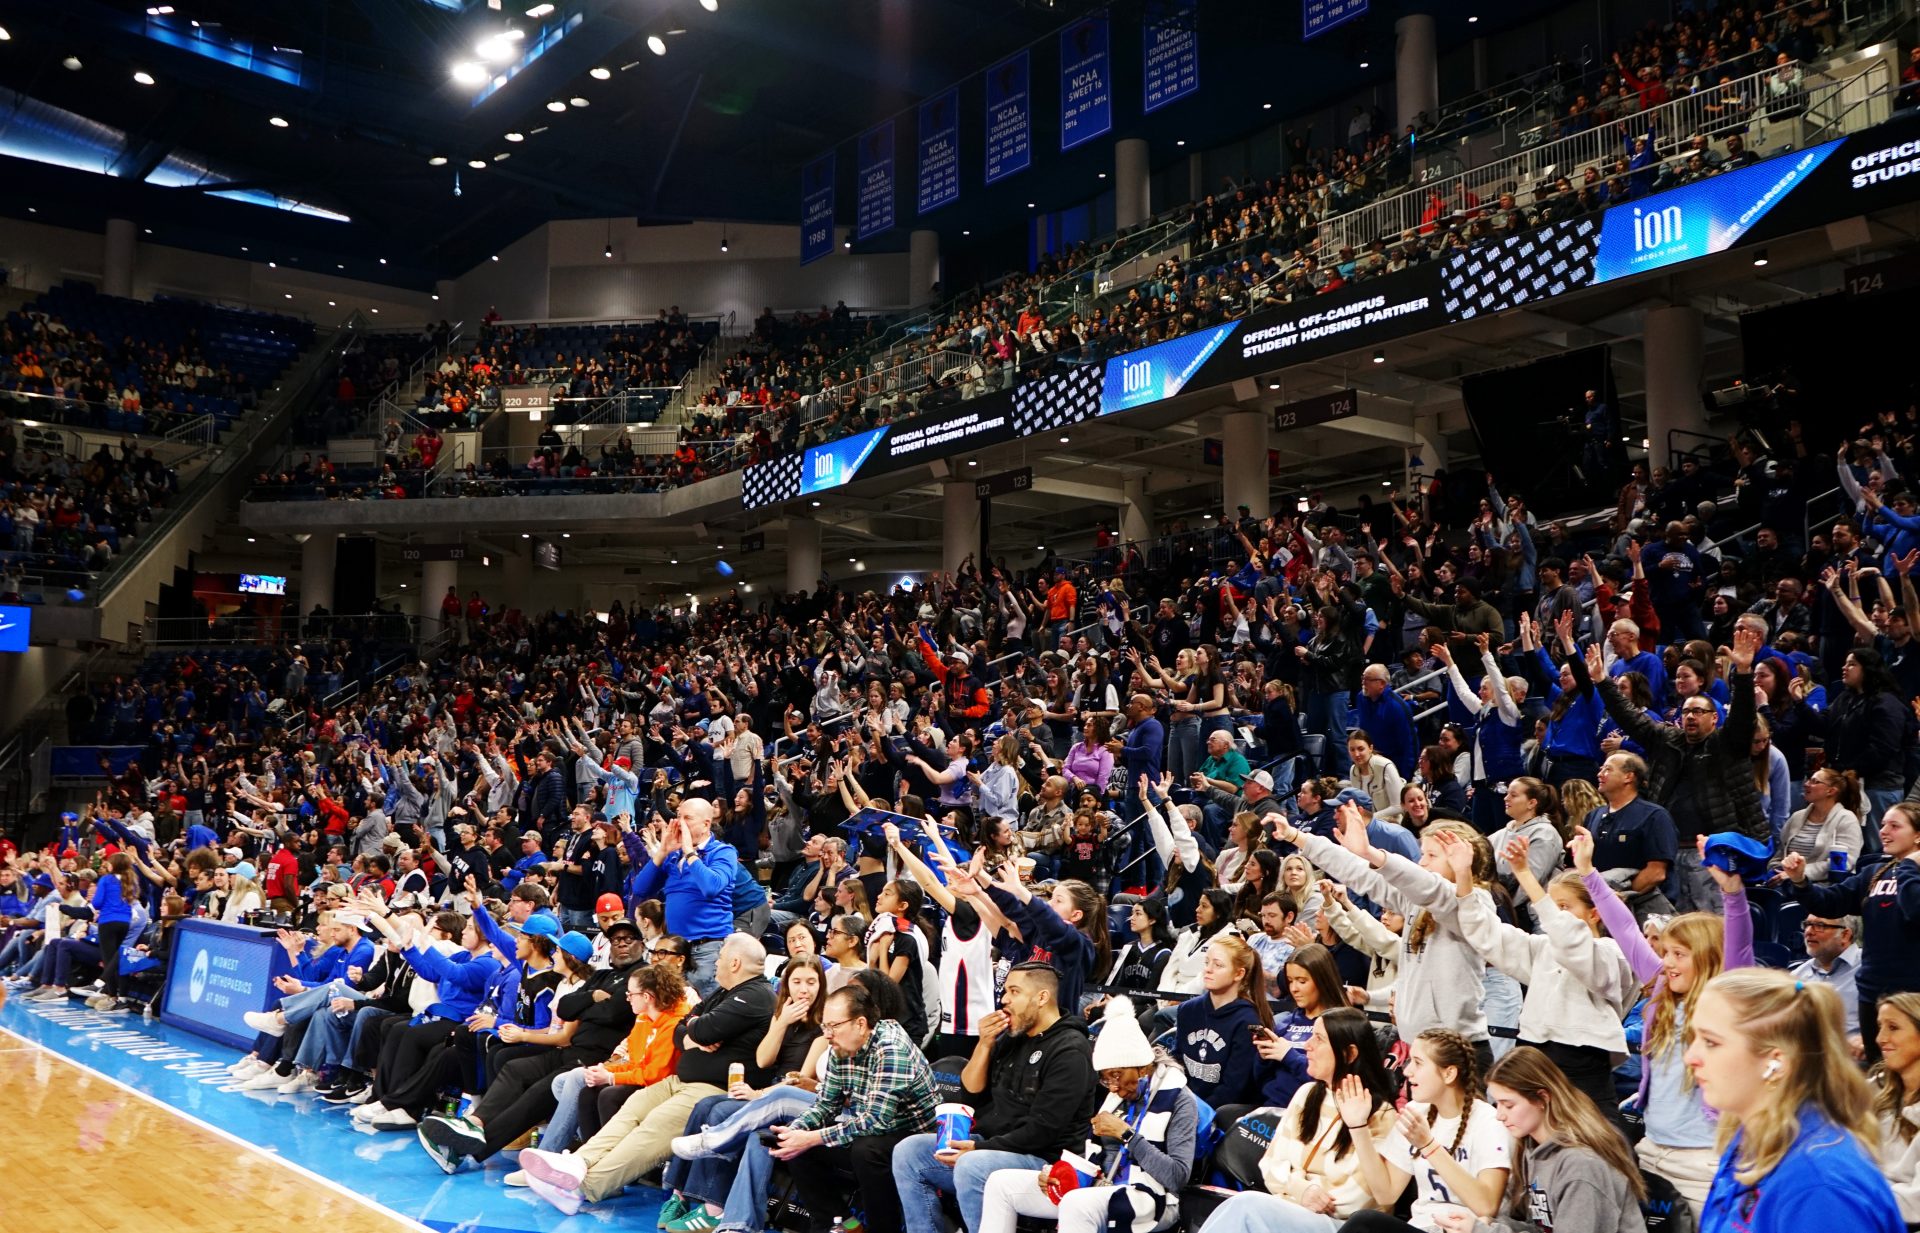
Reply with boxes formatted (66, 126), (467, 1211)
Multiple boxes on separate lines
(628, 796), (739, 995)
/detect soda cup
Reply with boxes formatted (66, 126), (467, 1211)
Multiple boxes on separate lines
(1830, 849), (1850, 876)
(934, 1102), (974, 1151)
(728, 1062), (746, 1088)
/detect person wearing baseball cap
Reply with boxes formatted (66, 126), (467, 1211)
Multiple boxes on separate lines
(1199, 765), (1283, 853)
(502, 830), (548, 892)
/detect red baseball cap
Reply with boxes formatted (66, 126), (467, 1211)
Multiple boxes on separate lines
(613, 756), (632, 768)
(595, 893), (625, 915)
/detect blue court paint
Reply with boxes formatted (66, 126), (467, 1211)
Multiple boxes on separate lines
(1, 995), (667, 1233)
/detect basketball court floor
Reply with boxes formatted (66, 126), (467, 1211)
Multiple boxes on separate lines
(0, 994), (669, 1233)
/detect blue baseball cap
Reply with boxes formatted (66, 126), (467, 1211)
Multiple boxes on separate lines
(511, 912), (562, 940)
(1701, 832), (1773, 883)
(1333, 787), (1375, 812)
(557, 931), (594, 963)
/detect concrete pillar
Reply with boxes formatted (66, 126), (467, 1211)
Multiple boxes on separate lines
(942, 480), (980, 577)
(786, 517), (822, 596)
(103, 219), (137, 299)
(1115, 137), (1150, 231)
(1221, 410), (1270, 519)
(1643, 305), (1709, 472)
(300, 533), (336, 614)
(908, 230), (940, 310)
(500, 546), (532, 616)
(1188, 152), (1204, 203)
(1394, 14), (1439, 134)
(1121, 475), (1152, 546)
(420, 558), (459, 644)
(1470, 37), (1489, 93)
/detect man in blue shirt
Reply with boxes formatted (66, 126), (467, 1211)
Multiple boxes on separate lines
(1111, 692), (1164, 791)
(1605, 616), (1667, 704)
(1351, 664), (1418, 778)
(1584, 751), (1680, 920)
(627, 797), (739, 996)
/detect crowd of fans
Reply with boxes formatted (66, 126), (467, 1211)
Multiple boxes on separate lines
(8, 380), (1920, 1233)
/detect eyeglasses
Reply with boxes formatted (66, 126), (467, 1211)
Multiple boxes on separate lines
(1680, 705), (1715, 716)
(819, 1018), (852, 1033)
(654, 948), (687, 959)
(1802, 921), (1844, 932)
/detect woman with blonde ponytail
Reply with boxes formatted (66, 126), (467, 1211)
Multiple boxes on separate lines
(1685, 968), (1901, 1233)
(1870, 991), (1920, 1221)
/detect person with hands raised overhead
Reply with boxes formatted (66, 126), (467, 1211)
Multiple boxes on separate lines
(982, 856), (1107, 1015)
(1779, 799), (1920, 1064)
(628, 797), (741, 996)
(887, 818), (1006, 1056)
(1435, 634), (1530, 835)
(1572, 824), (1752, 1208)
(1273, 804), (1496, 1069)
(1338, 1028), (1511, 1233)
(1528, 609), (1604, 790)
(1442, 829), (1635, 1118)
(1196, 1008), (1400, 1233)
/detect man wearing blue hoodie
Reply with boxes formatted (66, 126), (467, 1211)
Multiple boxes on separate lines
(627, 797), (738, 995)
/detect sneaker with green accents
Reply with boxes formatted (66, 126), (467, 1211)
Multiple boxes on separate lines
(664, 1206), (722, 1233)
(656, 1194), (694, 1229)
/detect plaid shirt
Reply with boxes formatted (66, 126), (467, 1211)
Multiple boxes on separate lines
(791, 1018), (939, 1147)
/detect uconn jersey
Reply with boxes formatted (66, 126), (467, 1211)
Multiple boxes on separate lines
(940, 902), (995, 1038)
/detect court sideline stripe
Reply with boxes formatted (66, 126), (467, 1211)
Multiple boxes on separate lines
(0, 1023), (436, 1233)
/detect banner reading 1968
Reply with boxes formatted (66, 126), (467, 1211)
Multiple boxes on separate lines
(856, 120), (896, 241)
(985, 51), (1031, 184)
(1060, 15), (1112, 152)
(800, 153), (835, 266)
(1143, 0), (1199, 113)
(917, 89), (959, 215)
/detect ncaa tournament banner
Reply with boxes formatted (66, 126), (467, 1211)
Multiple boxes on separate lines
(1060, 15), (1112, 152)
(856, 121), (897, 241)
(986, 51), (1031, 184)
(917, 89), (960, 215)
(800, 153), (835, 265)
(1143, 0), (1199, 113)
(1302, 0), (1367, 39)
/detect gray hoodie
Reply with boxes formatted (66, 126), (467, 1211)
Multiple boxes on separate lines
(1477, 1139), (1648, 1233)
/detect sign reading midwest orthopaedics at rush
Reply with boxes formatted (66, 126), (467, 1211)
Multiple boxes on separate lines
(738, 111), (1920, 511)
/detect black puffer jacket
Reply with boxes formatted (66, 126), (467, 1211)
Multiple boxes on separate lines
(1595, 668), (1768, 842)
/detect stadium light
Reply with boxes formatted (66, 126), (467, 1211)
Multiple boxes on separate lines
(428, 155), (448, 165)
(505, 131), (524, 142)
(647, 34), (667, 55)
(133, 70), (156, 85)
(546, 98), (567, 112)
(590, 66), (611, 80)
(451, 61), (489, 86)
(525, 3), (555, 15)
(269, 116), (289, 128)
(700, 0), (718, 10)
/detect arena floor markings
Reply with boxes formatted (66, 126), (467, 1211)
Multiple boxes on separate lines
(0, 996), (669, 1233)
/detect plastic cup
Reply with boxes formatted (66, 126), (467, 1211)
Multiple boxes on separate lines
(934, 1102), (973, 1151)
(1830, 849), (1850, 876)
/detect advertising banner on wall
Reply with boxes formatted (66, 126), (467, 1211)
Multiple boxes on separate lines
(1060, 15), (1112, 152)
(856, 120), (896, 240)
(985, 52), (1031, 184)
(1143, 0), (1199, 113)
(917, 89), (960, 215)
(800, 153), (835, 265)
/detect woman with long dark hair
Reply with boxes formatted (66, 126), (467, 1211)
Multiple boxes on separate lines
(1813, 645), (1910, 829)
(1526, 611), (1602, 788)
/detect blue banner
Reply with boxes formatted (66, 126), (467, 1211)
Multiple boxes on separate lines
(917, 89), (960, 215)
(1060, 16), (1112, 151)
(1102, 322), (1242, 415)
(856, 120), (896, 240)
(986, 52), (1031, 184)
(1591, 140), (1841, 283)
(1143, 0), (1199, 113)
(802, 426), (889, 495)
(1302, 0), (1367, 39)
(162, 919), (294, 1052)
(800, 153), (835, 265)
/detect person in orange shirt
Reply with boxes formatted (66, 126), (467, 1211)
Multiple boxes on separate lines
(573, 960), (692, 1139)
(1044, 567), (1078, 644)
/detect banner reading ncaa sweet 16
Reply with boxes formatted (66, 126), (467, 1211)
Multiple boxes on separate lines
(741, 112), (1920, 510)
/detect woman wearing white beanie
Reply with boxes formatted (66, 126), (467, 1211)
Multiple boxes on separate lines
(977, 995), (1202, 1233)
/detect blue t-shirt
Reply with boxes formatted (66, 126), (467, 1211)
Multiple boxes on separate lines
(1699, 1108), (1901, 1233)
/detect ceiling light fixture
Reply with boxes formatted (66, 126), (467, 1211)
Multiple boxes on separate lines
(431, 294), (440, 301)
(505, 131), (524, 142)
(268, 261), (277, 268)
(378, 257), (387, 265)
(962, 229), (970, 235)
(700, 0), (718, 10)
(428, 155), (448, 165)
(546, 98), (567, 112)
(1262, 101), (1272, 110)
(590, 66), (611, 80)
(451, 61), (488, 86)
(133, 70), (156, 85)
(477, 32), (523, 62)
(468, 158), (487, 169)
(843, 239), (851, 249)
(491, 254), (499, 261)
(720, 223), (728, 253)
(1468, 14), (1479, 21)
(1752, 249), (1770, 267)
(269, 116), (289, 128)
(647, 34), (667, 55)
(526, 2), (555, 16)
(1359, 59), (1370, 68)
(1371, 349), (1386, 364)
(328, 300), (336, 306)
(63, 56), (83, 71)
(1176, 139), (1186, 146)
(494, 151), (511, 160)
(569, 96), (589, 107)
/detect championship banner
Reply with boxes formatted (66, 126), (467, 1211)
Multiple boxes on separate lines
(1303, 0), (1367, 39)
(986, 51), (1031, 184)
(800, 153), (835, 265)
(1060, 15), (1112, 152)
(856, 120), (896, 241)
(1143, 0), (1199, 113)
(918, 89), (960, 215)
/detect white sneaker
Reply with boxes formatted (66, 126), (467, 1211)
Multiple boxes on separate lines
(242, 1010), (287, 1037)
(237, 1068), (290, 1091)
(527, 1175), (584, 1216)
(520, 1147), (587, 1192)
(503, 1170), (529, 1188)
(352, 1101), (390, 1123)
(371, 1107), (418, 1129)
(276, 1070), (318, 1095)
(229, 1056), (265, 1077)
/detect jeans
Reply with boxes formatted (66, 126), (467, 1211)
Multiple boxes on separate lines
(663, 1094), (748, 1202)
(561, 907), (597, 934)
(295, 993), (365, 1071)
(718, 1131), (781, 1233)
(1303, 690), (1352, 777)
(1865, 786), (1904, 850)
(688, 937), (727, 998)
(541, 1066), (591, 1151)
(892, 1132), (1046, 1233)
(1481, 967), (1523, 1061)
(0, 928), (38, 974)
(1196, 1191), (1341, 1233)
(1166, 719), (1202, 781)
(1672, 845), (1722, 916)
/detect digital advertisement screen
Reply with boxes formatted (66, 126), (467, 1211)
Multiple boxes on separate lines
(1101, 322), (1242, 414)
(162, 919), (290, 1051)
(237, 573), (286, 596)
(801, 427), (890, 495)
(0, 604), (30, 653)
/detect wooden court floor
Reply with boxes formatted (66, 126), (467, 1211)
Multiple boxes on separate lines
(0, 1038), (428, 1233)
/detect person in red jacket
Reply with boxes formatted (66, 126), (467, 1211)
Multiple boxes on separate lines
(263, 842), (301, 913)
(919, 630), (991, 722)
(310, 787), (350, 837)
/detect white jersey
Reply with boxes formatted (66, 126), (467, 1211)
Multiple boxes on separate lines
(938, 904), (995, 1040)
(1381, 1098), (1510, 1229)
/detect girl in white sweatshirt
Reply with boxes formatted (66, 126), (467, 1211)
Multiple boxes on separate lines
(1437, 829), (1636, 1122)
